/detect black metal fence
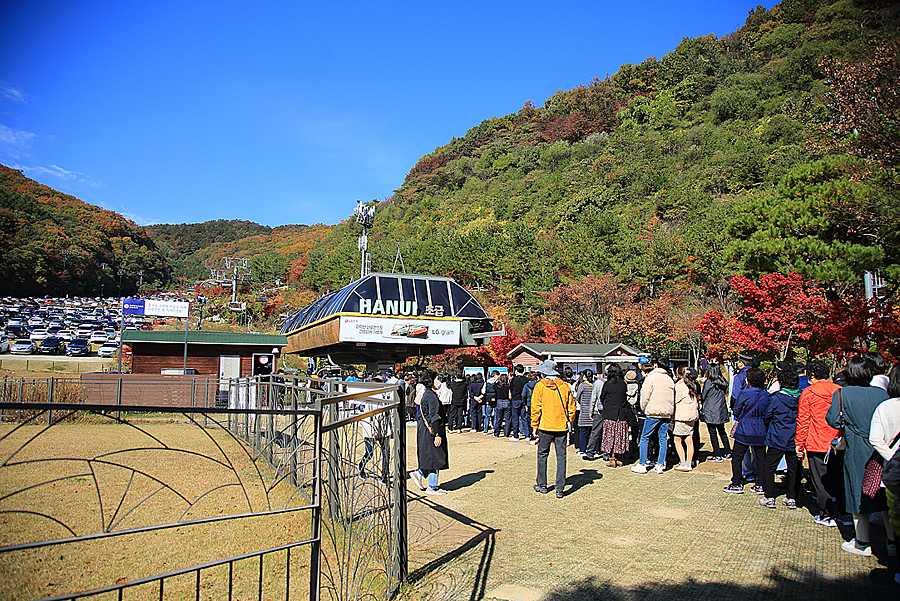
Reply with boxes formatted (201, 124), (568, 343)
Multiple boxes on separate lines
(0, 375), (407, 601)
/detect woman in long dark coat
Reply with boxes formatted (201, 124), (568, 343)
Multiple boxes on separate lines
(600, 364), (629, 467)
(826, 356), (892, 556)
(701, 363), (731, 461)
(410, 370), (449, 495)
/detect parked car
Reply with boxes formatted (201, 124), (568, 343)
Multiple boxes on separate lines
(29, 328), (50, 342)
(10, 339), (36, 355)
(89, 331), (108, 343)
(5, 325), (27, 339)
(97, 343), (118, 358)
(65, 338), (91, 356)
(57, 329), (75, 341)
(0, 335), (9, 353)
(75, 326), (93, 338)
(38, 337), (65, 355)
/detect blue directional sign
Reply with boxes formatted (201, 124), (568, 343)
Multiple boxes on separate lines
(122, 298), (190, 318)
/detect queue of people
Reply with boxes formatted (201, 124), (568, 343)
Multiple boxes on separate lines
(348, 348), (900, 585)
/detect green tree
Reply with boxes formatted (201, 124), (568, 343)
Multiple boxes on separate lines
(251, 251), (289, 285)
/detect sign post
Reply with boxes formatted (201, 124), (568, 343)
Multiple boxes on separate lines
(121, 298), (191, 374)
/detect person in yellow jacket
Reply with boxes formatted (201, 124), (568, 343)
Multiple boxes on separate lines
(531, 360), (577, 498)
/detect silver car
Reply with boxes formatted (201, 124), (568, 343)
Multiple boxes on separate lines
(10, 339), (35, 355)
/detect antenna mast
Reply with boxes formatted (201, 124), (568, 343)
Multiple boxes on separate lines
(355, 201), (375, 279)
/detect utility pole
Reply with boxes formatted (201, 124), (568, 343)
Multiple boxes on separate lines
(117, 269), (124, 298)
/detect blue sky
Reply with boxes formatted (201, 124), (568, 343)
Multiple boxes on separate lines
(1, 1), (767, 228)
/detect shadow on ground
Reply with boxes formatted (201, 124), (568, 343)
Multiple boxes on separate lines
(442, 469), (495, 491)
(538, 568), (896, 601)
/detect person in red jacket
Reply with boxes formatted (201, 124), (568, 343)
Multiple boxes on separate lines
(796, 359), (841, 526)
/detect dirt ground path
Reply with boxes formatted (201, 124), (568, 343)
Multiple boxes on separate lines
(398, 424), (897, 601)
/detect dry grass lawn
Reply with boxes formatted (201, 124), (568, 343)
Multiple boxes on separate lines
(0, 418), (315, 600)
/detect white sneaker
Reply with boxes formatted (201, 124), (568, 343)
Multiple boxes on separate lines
(631, 464), (648, 474)
(530, 439), (538, 445)
(425, 487), (447, 496)
(509, 436), (517, 441)
(841, 539), (872, 557)
(674, 462), (692, 472)
(409, 470), (425, 491)
(654, 464), (665, 474)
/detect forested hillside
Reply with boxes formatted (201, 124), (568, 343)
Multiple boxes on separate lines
(3, 0), (898, 361)
(147, 220), (277, 280)
(300, 0), (899, 339)
(0, 164), (171, 296)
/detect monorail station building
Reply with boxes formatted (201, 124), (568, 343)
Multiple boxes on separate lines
(280, 273), (495, 367)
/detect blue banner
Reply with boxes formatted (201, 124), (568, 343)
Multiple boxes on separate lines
(123, 298), (146, 315)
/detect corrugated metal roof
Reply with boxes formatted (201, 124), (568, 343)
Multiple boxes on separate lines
(507, 342), (644, 358)
(122, 330), (288, 346)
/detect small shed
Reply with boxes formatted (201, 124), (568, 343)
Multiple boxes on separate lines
(506, 342), (646, 374)
(122, 330), (288, 379)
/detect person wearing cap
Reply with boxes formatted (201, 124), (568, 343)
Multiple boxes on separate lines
(632, 356), (676, 474)
(531, 359), (576, 497)
(730, 353), (754, 410)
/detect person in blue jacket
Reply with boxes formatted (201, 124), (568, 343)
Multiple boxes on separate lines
(759, 366), (801, 508)
(729, 353), (754, 410)
(724, 367), (770, 494)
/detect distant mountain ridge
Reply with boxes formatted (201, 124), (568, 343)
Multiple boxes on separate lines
(0, 164), (171, 296)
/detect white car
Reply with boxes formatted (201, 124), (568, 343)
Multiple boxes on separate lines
(89, 331), (108, 343)
(97, 343), (118, 358)
(57, 329), (75, 341)
(29, 329), (50, 342)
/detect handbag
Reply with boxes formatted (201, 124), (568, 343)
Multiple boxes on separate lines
(831, 389), (847, 452)
(863, 431), (900, 497)
(624, 402), (639, 428)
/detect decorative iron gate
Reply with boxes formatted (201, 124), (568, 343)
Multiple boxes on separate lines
(0, 375), (407, 600)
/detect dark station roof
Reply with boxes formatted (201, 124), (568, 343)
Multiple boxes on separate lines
(281, 273), (489, 334)
(279, 273), (492, 363)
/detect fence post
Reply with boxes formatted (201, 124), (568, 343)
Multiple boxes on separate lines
(326, 380), (340, 521)
(228, 378), (235, 434)
(116, 376), (124, 420)
(290, 381), (299, 487)
(190, 378), (196, 424)
(254, 379), (262, 457)
(18, 378), (24, 404)
(204, 378), (209, 428)
(308, 405), (323, 601)
(48, 377), (55, 404)
(392, 386), (408, 585)
(44, 377), (52, 424)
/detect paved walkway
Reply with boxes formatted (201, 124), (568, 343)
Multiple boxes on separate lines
(400, 426), (897, 601)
